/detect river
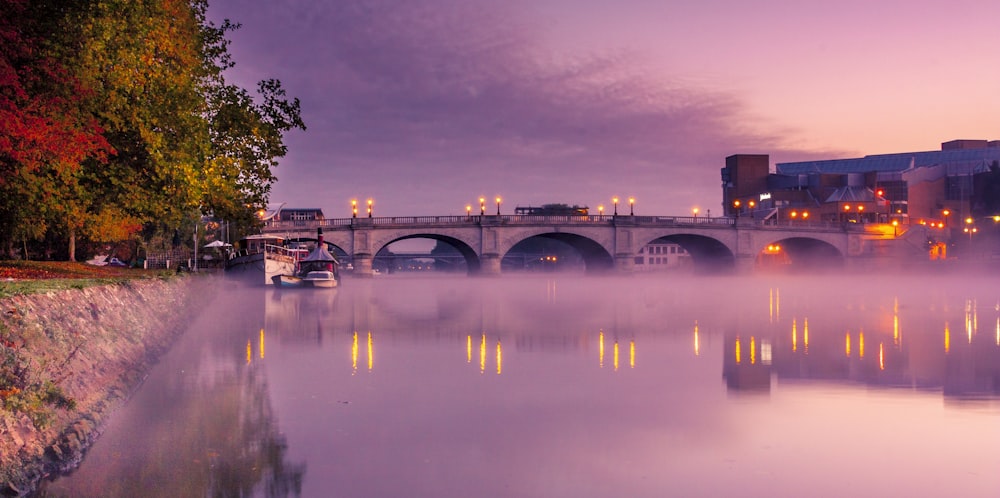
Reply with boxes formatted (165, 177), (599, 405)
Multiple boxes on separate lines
(37, 273), (1000, 497)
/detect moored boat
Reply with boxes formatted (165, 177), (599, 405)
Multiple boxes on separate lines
(270, 227), (341, 289)
(225, 235), (303, 285)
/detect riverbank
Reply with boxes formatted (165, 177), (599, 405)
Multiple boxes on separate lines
(0, 276), (211, 496)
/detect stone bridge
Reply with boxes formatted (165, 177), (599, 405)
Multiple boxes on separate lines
(260, 214), (924, 276)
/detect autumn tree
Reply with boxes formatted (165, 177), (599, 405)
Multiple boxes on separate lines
(1, 0), (303, 260)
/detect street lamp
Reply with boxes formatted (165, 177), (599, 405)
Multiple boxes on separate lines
(629, 197), (635, 216)
(496, 196), (502, 215)
(598, 205), (604, 218)
(480, 197), (486, 216)
(351, 199), (358, 218)
(466, 205), (472, 219)
(733, 200), (741, 217)
(692, 207), (699, 220)
(367, 198), (373, 218)
(891, 219), (899, 236)
(612, 197), (619, 216)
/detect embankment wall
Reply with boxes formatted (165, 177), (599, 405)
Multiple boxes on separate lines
(0, 277), (209, 496)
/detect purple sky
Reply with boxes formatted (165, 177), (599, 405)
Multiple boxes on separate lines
(207, 0), (1000, 218)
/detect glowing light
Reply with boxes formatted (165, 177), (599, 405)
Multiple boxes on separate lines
(893, 297), (900, 346)
(879, 343), (885, 371)
(630, 340), (636, 368)
(246, 340), (251, 365)
(859, 330), (865, 358)
(599, 330), (605, 368)
(467, 335), (472, 363)
(480, 333), (487, 373)
(496, 339), (502, 375)
(259, 328), (265, 359)
(750, 336), (756, 364)
(613, 340), (620, 371)
(845, 332), (851, 357)
(367, 331), (374, 371)
(944, 322), (950, 353)
(802, 211), (809, 219)
(792, 319), (798, 352)
(693, 321), (700, 356)
(735, 338), (742, 364)
(804, 318), (810, 353)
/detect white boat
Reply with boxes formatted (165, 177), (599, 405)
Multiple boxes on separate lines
(225, 235), (304, 285)
(303, 270), (337, 288)
(270, 227), (341, 289)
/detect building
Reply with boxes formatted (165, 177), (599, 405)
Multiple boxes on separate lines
(277, 208), (325, 222)
(721, 140), (1000, 227)
(634, 242), (691, 271)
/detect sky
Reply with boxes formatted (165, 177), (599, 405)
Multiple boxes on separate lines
(206, 0), (1000, 218)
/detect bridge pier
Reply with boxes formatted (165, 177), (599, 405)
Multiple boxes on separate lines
(480, 253), (502, 276)
(614, 254), (635, 274)
(352, 253), (374, 277)
(735, 255), (755, 273)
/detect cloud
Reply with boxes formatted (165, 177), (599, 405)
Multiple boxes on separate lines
(211, 0), (831, 214)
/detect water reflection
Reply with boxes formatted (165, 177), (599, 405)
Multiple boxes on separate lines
(38, 283), (305, 498)
(40, 275), (1000, 497)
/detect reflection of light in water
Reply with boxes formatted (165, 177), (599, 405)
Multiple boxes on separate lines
(966, 299), (975, 344)
(629, 340), (635, 368)
(599, 330), (605, 368)
(859, 331), (864, 359)
(613, 340), (619, 371)
(260, 328), (265, 359)
(367, 331), (374, 371)
(893, 297), (901, 346)
(496, 339), (502, 375)
(480, 333), (486, 374)
(750, 336), (756, 365)
(804, 318), (809, 354)
(246, 340), (251, 365)
(761, 340), (771, 365)
(693, 321), (700, 356)
(769, 288), (780, 323)
(467, 335), (472, 363)
(845, 332), (851, 357)
(352, 332), (358, 374)
(996, 316), (999, 346)
(944, 322), (950, 353)
(735, 338), (741, 365)
(879, 342), (885, 370)
(792, 319), (797, 352)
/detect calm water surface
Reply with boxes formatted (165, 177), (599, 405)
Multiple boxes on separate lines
(39, 274), (1000, 497)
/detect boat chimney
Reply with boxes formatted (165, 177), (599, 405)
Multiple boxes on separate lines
(317, 227), (324, 247)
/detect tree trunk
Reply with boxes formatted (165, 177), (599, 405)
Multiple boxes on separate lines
(69, 227), (76, 262)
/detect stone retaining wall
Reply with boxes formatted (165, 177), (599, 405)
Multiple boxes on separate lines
(0, 277), (209, 496)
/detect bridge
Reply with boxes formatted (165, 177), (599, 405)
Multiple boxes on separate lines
(260, 214), (933, 276)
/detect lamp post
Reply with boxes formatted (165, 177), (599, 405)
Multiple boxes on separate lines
(367, 198), (373, 218)
(351, 199), (358, 218)
(891, 219), (899, 237)
(466, 205), (472, 220)
(628, 197), (635, 216)
(733, 200), (741, 217)
(612, 197), (619, 216)
(480, 197), (486, 216)
(598, 205), (604, 219)
(692, 207), (699, 221)
(496, 196), (502, 215)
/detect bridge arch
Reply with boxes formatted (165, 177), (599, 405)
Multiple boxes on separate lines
(499, 228), (615, 274)
(372, 233), (482, 274)
(639, 233), (736, 273)
(754, 236), (845, 271)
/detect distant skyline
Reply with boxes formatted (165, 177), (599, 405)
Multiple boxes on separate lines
(207, 0), (1000, 218)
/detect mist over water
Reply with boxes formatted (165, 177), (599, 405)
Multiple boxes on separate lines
(40, 273), (1000, 497)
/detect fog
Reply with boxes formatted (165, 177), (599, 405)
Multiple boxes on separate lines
(42, 272), (1000, 497)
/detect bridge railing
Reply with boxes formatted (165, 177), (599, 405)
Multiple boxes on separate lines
(263, 215), (867, 231)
